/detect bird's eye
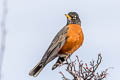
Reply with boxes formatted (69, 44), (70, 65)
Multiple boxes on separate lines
(72, 15), (77, 19)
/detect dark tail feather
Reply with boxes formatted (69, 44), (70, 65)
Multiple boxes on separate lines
(52, 57), (65, 70)
(29, 62), (45, 77)
(52, 62), (60, 70)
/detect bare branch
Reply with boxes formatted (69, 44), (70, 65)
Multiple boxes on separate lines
(59, 54), (109, 80)
(0, 0), (8, 79)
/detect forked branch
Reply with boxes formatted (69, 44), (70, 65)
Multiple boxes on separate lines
(60, 54), (109, 80)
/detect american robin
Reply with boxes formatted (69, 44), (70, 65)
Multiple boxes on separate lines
(29, 12), (84, 77)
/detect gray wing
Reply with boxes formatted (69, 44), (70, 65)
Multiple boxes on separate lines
(40, 26), (68, 65)
(29, 26), (68, 77)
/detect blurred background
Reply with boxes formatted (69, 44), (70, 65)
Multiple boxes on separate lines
(0, 0), (120, 80)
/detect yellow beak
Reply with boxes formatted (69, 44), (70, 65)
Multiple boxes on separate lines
(65, 14), (72, 20)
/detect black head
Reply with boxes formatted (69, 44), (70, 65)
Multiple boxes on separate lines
(65, 12), (81, 25)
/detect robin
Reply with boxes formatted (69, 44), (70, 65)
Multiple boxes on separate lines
(29, 12), (84, 77)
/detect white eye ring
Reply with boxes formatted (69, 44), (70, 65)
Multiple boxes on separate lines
(73, 17), (76, 19)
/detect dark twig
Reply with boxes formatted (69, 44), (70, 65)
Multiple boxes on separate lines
(60, 54), (109, 80)
(0, 0), (8, 79)
(59, 72), (70, 80)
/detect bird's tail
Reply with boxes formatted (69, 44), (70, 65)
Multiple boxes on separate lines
(29, 62), (45, 77)
(52, 57), (65, 70)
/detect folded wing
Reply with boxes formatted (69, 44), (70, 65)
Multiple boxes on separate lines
(29, 26), (68, 77)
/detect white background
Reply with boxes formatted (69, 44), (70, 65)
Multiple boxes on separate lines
(0, 0), (120, 80)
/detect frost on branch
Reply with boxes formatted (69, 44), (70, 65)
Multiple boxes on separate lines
(59, 54), (109, 80)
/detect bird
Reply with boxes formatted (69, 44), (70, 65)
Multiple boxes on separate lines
(29, 12), (84, 77)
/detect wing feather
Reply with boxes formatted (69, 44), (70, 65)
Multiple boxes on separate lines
(29, 26), (68, 77)
(40, 26), (68, 65)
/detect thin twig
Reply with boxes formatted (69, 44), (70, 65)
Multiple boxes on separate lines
(0, 0), (8, 79)
(60, 54), (109, 80)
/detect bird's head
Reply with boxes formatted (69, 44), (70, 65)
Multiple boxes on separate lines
(65, 12), (81, 25)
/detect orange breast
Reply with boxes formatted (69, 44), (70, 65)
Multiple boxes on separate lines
(60, 24), (84, 55)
